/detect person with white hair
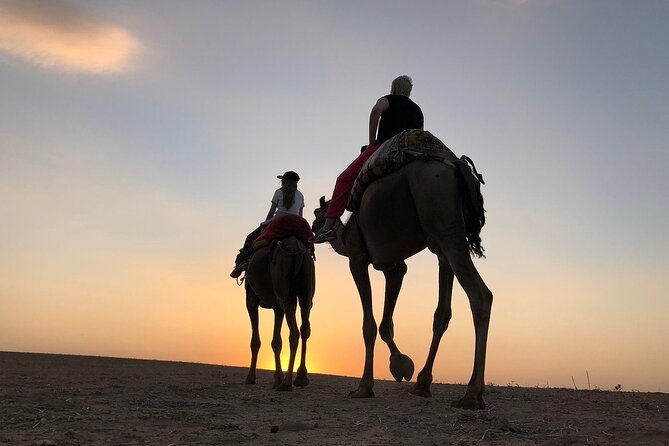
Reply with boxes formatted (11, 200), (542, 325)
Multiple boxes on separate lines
(313, 75), (424, 243)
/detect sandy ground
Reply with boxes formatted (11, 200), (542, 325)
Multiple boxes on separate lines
(1, 352), (667, 445)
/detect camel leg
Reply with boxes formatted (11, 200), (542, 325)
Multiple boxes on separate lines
(349, 257), (377, 398)
(378, 262), (414, 382)
(447, 247), (493, 410)
(276, 299), (299, 391)
(271, 308), (284, 389)
(245, 290), (260, 385)
(411, 258), (454, 397)
(294, 297), (311, 387)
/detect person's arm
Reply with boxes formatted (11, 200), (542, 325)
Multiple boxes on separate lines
(265, 202), (277, 221)
(369, 97), (389, 146)
(299, 205), (303, 217)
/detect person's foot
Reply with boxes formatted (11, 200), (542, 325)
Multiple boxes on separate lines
(312, 228), (336, 244)
(230, 261), (248, 278)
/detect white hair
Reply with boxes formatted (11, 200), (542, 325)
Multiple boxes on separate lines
(391, 75), (413, 96)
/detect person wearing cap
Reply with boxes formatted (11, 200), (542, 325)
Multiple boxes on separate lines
(230, 171), (305, 278)
(313, 75), (423, 243)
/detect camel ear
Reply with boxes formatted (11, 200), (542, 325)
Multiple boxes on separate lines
(320, 196), (326, 207)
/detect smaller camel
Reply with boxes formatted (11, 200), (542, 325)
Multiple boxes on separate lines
(244, 236), (315, 390)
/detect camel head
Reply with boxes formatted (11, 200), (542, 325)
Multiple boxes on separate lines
(311, 196), (330, 232)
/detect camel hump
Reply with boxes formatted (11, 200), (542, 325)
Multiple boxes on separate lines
(347, 129), (459, 212)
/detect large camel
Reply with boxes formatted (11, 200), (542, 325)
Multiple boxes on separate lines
(243, 236), (315, 391)
(312, 158), (492, 409)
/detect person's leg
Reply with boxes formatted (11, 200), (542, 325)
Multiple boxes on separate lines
(231, 226), (263, 278)
(314, 144), (380, 242)
(241, 226), (263, 254)
(326, 144), (380, 220)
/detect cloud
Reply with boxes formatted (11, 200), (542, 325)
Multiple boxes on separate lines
(0, 0), (139, 74)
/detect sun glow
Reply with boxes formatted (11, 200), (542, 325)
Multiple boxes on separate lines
(259, 351), (321, 375)
(0, 1), (139, 74)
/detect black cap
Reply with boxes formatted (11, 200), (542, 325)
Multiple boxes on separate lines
(277, 171), (300, 182)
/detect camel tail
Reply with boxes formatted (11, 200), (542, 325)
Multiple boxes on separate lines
(456, 156), (486, 258)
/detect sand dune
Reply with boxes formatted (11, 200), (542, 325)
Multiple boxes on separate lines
(1, 352), (667, 445)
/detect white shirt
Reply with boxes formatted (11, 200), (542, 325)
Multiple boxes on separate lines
(271, 188), (304, 219)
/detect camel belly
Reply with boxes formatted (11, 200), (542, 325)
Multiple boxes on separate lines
(245, 247), (277, 308)
(357, 164), (428, 265)
(355, 160), (460, 266)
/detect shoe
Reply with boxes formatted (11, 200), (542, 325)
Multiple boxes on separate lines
(230, 261), (248, 278)
(312, 228), (336, 244)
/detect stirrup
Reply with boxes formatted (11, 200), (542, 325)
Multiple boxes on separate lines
(230, 261), (248, 279)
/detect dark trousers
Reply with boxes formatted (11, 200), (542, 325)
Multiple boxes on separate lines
(235, 226), (263, 265)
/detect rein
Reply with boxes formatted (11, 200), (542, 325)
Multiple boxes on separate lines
(274, 239), (311, 279)
(275, 240), (310, 256)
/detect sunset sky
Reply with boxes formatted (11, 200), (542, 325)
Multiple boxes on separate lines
(1, 0), (667, 392)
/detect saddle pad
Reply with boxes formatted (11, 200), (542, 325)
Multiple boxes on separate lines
(346, 129), (458, 212)
(254, 214), (314, 247)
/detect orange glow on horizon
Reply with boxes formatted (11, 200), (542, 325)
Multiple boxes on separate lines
(259, 351), (321, 375)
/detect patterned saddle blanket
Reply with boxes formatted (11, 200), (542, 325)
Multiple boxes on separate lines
(346, 129), (459, 212)
(253, 214), (314, 248)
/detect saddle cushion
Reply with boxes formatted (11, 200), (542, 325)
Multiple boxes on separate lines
(253, 214), (314, 247)
(346, 129), (459, 212)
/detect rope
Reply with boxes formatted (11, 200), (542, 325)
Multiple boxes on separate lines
(460, 155), (485, 185)
(236, 271), (246, 287)
(273, 240), (311, 280)
(275, 240), (310, 256)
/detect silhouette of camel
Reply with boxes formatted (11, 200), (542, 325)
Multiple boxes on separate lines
(241, 236), (316, 390)
(243, 236), (315, 391)
(313, 159), (492, 409)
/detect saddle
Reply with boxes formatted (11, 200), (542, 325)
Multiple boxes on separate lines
(252, 214), (314, 251)
(346, 129), (484, 212)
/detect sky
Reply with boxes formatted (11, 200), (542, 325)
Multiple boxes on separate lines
(1, 0), (667, 392)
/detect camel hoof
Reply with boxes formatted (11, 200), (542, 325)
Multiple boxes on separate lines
(409, 384), (432, 398)
(390, 353), (415, 382)
(451, 395), (485, 410)
(276, 382), (293, 392)
(294, 373), (310, 387)
(245, 374), (256, 385)
(348, 386), (375, 398)
(272, 373), (284, 389)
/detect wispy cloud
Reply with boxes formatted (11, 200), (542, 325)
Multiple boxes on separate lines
(0, 0), (139, 74)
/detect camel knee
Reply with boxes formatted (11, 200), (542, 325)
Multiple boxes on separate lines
(250, 337), (261, 353)
(472, 289), (493, 322)
(433, 308), (452, 335)
(363, 319), (377, 344)
(271, 337), (282, 353)
(300, 323), (311, 340)
(379, 320), (394, 343)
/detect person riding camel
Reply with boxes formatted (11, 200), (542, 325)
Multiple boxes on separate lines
(312, 75), (424, 243)
(230, 171), (304, 278)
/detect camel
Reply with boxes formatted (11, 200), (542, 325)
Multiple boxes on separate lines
(312, 158), (492, 409)
(243, 235), (315, 391)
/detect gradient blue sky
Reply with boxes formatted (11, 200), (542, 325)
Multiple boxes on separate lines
(1, 0), (667, 391)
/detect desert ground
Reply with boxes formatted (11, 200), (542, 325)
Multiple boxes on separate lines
(0, 352), (667, 445)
